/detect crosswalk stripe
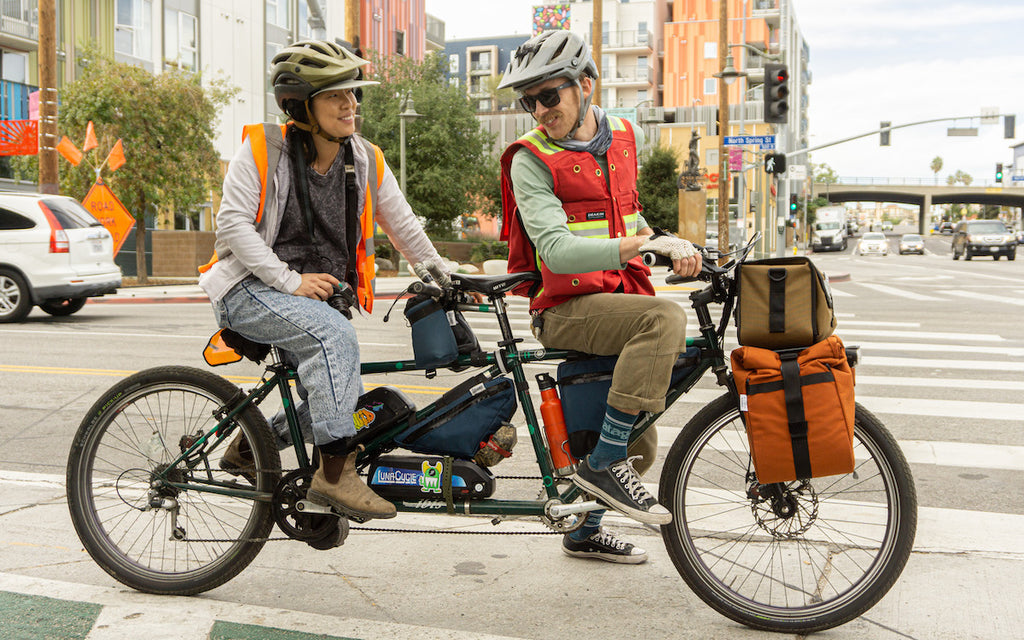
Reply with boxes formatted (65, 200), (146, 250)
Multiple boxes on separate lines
(864, 355), (1024, 372)
(851, 282), (947, 301)
(855, 374), (1024, 391)
(852, 341), (1024, 357)
(942, 289), (1024, 307)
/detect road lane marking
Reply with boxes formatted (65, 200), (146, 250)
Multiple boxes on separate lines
(862, 356), (1024, 371)
(852, 282), (947, 301)
(942, 289), (1024, 307)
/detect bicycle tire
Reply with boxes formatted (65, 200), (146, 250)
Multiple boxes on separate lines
(67, 366), (281, 595)
(659, 393), (917, 633)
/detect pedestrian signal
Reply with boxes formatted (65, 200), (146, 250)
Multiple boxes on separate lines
(764, 152), (786, 174)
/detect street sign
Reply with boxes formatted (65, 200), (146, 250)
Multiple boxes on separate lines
(788, 164), (807, 180)
(723, 135), (776, 147)
(82, 181), (135, 257)
(1011, 175), (1024, 182)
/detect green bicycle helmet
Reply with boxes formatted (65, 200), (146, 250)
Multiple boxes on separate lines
(271, 40), (378, 119)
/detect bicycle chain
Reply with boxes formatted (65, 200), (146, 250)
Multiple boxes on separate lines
(178, 472), (565, 542)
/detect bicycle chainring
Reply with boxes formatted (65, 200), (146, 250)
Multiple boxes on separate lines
(272, 468), (341, 542)
(539, 498), (588, 534)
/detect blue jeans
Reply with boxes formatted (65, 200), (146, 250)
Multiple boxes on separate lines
(213, 276), (362, 445)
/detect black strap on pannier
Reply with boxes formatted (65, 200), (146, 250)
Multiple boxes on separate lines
(780, 351), (812, 479)
(768, 267), (787, 334)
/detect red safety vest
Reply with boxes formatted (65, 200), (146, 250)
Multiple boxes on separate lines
(499, 116), (654, 312)
(200, 124), (384, 312)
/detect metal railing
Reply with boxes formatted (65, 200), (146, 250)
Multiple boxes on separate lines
(0, 79), (36, 120)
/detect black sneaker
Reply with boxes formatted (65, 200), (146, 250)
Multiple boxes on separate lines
(562, 528), (648, 564)
(572, 455), (672, 525)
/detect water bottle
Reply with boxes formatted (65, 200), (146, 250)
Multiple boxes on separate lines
(536, 373), (575, 475)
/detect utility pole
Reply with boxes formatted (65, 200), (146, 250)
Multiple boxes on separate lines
(592, 0), (602, 105)
(38, 0), (58, 194)
(717, 0), (729, 264)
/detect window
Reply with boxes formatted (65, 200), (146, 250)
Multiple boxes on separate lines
(297, 0), (326, 38)
(704, 78), (717, 95)
(394, 30), (406, 56)
(115, 0), (153, 59)
(1, 51), (27, 83)
(266, 0), (290, 29)
(637, 22), (648, 45)
(704, 42), (717, 59)
(637, 89), (647, 103)
(0, 209), (35, 230)
(449, 54), (459, 74)
(637, 55), (648, 80)
(164, 9), (197, 71)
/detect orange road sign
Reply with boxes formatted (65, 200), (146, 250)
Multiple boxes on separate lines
(82, 181), (135, 257)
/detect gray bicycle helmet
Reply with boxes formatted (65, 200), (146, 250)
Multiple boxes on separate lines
(498, 31), (599, 139)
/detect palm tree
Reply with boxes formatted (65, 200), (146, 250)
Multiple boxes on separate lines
(930, 157), (943, 185)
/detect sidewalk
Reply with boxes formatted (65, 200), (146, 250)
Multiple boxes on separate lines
(1, 471), (1021, 640)
(88, 275), (423, 305)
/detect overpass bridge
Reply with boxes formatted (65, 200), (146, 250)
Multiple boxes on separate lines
(811, 180), (1024, 234)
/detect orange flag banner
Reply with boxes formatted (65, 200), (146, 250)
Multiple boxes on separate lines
(106, 139), (126, 172)
(56, 136), (82, 166)
(83, 121), (98, 152)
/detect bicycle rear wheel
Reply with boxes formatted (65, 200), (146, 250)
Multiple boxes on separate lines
(659, 393), (916, 633)
(67, 366), (281, 595)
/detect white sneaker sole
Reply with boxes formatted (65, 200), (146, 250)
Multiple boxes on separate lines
(562, 545), (648, 564)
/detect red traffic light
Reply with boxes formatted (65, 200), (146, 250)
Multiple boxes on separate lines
(774, 69), (788, 83)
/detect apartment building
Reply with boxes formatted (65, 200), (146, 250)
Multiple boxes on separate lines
(0, 0), (427, 173)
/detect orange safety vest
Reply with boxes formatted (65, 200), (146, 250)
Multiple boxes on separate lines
(499, 116), (654, 312)
(200, 124), (385, 312)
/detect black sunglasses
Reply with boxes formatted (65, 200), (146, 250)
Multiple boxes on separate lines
(518, 81), (574, 113)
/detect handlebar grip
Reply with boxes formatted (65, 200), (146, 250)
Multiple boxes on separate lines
(409, 280), (444, 298)
(642, 252), (673, 267)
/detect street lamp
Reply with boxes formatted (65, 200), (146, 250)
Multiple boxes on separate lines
(398, 96), (422, 194)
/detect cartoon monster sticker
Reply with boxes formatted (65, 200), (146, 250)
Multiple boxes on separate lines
(419, 459), (443, 493)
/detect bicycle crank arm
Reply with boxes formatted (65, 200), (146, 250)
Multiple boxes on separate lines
(547, 500), (603, 518)
(295, 500), (335, 515)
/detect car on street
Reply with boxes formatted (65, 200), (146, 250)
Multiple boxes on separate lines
(703, 229), (737, 257)
(0, 191), (122, 323)
(951, 219), (1016, 261)
(898, 233), (925, 255)
(881, 220), (893, 231)
(938, 221), (955, 234)
(856, 232), (889, 256)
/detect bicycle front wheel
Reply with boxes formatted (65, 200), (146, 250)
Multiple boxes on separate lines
(67, 366), (281, 595)
(660, 393), (916, 633)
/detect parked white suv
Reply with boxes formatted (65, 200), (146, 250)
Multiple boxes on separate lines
(0, 191), (122, 322)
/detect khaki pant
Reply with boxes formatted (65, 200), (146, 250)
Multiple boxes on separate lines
(535, 293), (688, 472)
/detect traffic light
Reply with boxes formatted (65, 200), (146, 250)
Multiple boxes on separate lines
(1005, 115), (1016, 140)
(996, 163), (1004, 183)
(880, 121), (891, 146)
(789, 194), (798, 213)
(762, 63), (789, 124)
(764, 152), (786, 174)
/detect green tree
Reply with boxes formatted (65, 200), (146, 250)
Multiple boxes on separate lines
(637, 144), (680, 231)
(812, 162), (839, 184)
(359, 52), (498, 238)
(30, 47), (234, 283)
(484, 75), (519, 111)
(930, 156), (943, 184)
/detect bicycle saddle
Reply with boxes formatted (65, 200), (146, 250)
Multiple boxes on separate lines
(450, 271), (541, 296)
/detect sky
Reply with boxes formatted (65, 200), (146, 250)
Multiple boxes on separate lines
(424, 0), (1024, 186)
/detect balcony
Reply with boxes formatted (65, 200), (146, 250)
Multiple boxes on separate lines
(1, 0), (38, 46)
(602, 64), (654, 88)
(751, 0), (780, 27)
(602, 30), (653, 54)
(0, 79), (35, 120)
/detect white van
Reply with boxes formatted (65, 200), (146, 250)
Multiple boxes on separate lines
(812, 206), (848, 252)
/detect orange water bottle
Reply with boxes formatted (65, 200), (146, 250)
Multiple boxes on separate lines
(536, 373), (576, 475)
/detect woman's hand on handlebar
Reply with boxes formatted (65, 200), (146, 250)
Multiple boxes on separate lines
(672, 252), (702, 278)
(293, 272), (340, 301)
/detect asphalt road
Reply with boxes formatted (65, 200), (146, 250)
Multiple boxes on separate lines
(1, 243), (1022, 639)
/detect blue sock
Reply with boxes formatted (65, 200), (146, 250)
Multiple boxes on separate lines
(587, 405), (638, 471)
(569, 510), (605, 541)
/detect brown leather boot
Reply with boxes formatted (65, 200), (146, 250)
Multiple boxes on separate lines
(307, 447), (396, 520)
(219, 433), (255, 485)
